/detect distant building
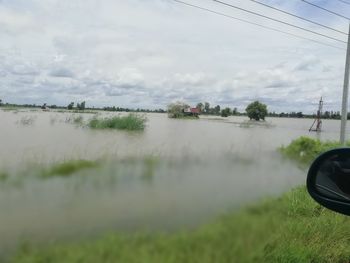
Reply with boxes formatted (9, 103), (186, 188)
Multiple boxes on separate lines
(183, 106), (200, 117)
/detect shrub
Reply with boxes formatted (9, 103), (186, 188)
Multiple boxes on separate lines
(88, 114), (146, 131)
(280, 136), (349, 166)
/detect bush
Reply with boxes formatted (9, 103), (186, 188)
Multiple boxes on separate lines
(88, 114), (146, 131)
(280, 136), (349, 166)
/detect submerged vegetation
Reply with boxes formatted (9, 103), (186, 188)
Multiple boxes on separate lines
(88, 114), (147, 131)
(280, 136), (349, 166)
(11, 187), (350, 263)
(40, 160), (100, 178)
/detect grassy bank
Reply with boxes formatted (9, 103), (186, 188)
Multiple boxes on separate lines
(280, 136), (349, 166)
(88, 114), (146, 131)
(11, 187), (350, 263)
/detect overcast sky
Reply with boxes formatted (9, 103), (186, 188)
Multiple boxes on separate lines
(0, 0), (349, 113)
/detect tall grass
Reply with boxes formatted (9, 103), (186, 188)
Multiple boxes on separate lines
(40, 160), (100, 178)
(280, 136), (349, 166)
(88, 114), (146, 131)
(10, 187), (350, 263)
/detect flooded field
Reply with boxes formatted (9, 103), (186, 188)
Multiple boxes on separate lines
(0, 109), (345, 257)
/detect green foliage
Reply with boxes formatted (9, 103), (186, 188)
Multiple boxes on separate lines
(196, 102), (204, 112)
(167, 102), (190, 118)
(10, 187), (350, 263)
(214, 105), (220, 115)
(280, 136), (349, 166)
(77, 101), (86, 111)
(221, 107), (231, 117)
(246, 101), (268, 121)
(204, 102), (210, 113)
(88, 114), (146, 131)
(41, 160), (100, 178)
(67, 102), (74, 110)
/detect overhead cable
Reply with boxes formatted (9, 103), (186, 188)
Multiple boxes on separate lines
(172, 0), (346, 50)
(336, 0), (350, 5)
(212, 0), (347, 43)
(301, 0), (350, 20)
(247, 0), (347, 35)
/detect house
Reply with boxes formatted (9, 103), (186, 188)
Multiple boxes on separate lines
(183, 106), (200, 117)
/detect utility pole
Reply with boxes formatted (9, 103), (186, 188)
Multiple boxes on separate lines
(340, 23), (350, 145)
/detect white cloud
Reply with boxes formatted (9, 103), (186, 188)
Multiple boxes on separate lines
(0, 0), (348, 112)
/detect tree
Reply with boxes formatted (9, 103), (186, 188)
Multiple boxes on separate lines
(0, 99), (2, 107)
(232, 107), (238, 116)
(221, 107), (232, 117)
(204, 102), (210, 114)
(245, 101), (268, 121)
(67, 102), (74, 110)
(77, 101), (86, 111)
(214, 105), (221, 115)
(167, 101), (190, 118)
(196, 102), (204, 112)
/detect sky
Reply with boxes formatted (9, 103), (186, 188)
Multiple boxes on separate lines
(0, 0), (349, 113)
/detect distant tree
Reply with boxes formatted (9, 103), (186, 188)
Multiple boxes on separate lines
(221, 107), (232, 117)
(214, 105), (221, 115)
(204, 102), (210, 114)
(77, 101), (86, 111)
(296, 112), (303, 118)
(232, 107), (238, 116)
(0, 99), (2, 107)
(196, 102), (204, 112)
(167, 101), (189, 118)
(67, 102), (74, 110)
(246, 101), (268, 121)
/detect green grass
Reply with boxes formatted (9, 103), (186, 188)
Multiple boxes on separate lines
(88, 114), (147, 131)
(280, 136), (350, 166)
(40, 160), (100, 178)
(10, 187), (350, 263)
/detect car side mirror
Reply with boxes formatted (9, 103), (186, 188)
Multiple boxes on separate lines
(307, 148), (350, 216)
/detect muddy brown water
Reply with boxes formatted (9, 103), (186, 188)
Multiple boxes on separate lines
(0, 109), (345, 256)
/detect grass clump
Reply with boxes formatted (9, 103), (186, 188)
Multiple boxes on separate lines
(10, 187), (350, 263)
(280, 136), (349, 166)
(88, 114), (146, 131)
(40, 160), (100, 178)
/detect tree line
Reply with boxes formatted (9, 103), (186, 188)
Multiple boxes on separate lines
(0, 98), (347, 120)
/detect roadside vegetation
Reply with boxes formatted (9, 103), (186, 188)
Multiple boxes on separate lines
(11, 186), (350, 263)
(280, 136), (349, 166)
(88, 114), (147, 131)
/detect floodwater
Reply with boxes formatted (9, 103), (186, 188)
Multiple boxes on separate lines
(0, 109), (345, 256)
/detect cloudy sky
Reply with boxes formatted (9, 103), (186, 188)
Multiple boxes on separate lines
(0, 0), (349, 112)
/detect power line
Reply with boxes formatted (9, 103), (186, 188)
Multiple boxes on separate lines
(247, 0), (348, 35)
(212, 0), (347, 43)
(172, 0), (346, 50)
(336, 0), (350, 5)
(301, 0), (350, 20)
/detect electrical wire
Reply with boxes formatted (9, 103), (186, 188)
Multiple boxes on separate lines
(336, 0), (350, 5)
(247, 0), (347, 35)
(172, 0), (346, 50)
(301, 0), (350, 20)
(212, 0), (347, 43)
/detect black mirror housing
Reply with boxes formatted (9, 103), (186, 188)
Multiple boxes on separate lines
(307, 148), (350, 216)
